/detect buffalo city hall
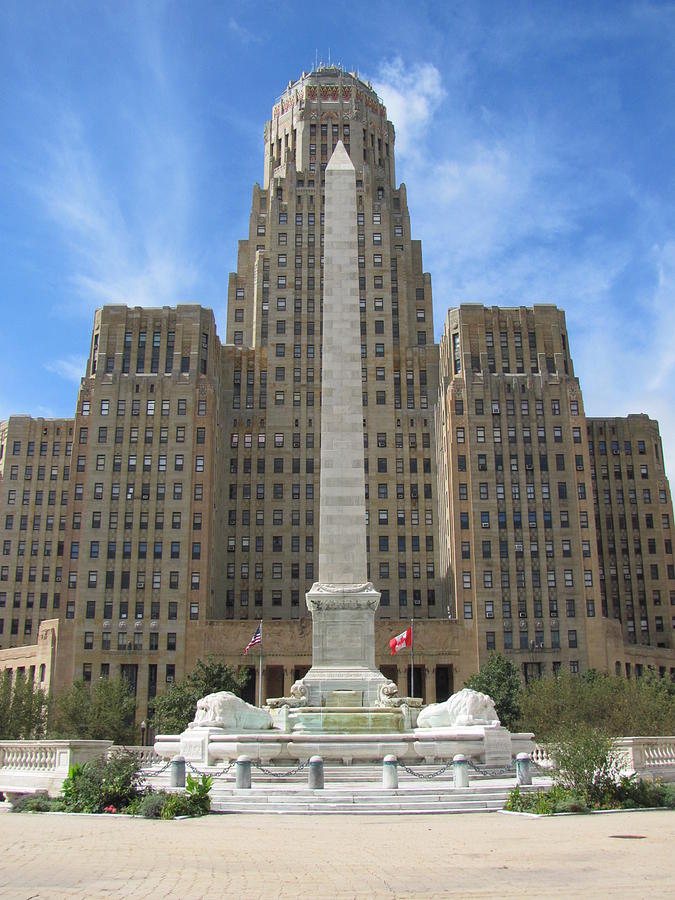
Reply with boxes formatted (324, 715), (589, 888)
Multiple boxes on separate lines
(1, 68), (673, 731)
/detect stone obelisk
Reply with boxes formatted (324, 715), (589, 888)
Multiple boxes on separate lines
(301, 142), (387, 707)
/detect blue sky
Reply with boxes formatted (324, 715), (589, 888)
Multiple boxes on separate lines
(1, 1), (674, 474)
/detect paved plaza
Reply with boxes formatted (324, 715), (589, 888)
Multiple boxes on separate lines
(0, 807), (673, 898)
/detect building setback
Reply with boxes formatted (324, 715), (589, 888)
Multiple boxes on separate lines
(0, 68), (673, 726)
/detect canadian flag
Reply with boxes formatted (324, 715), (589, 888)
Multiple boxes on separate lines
(389, 626), (412, 655)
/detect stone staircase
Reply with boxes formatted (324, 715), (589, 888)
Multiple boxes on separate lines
(146, 762), (546, 815)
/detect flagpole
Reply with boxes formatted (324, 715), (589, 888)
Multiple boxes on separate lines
(410, 616), (415, 697)
(258, 620), (263, 707)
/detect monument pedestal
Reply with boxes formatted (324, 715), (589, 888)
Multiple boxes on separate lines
(296, 583), (389, 708)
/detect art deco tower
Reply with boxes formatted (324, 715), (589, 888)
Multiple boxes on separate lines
(217, 67), (440, 627)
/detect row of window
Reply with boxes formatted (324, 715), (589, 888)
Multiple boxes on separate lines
(455, 397), (571, 417)
(84, 631), (179, 651)
(460, 568), (593, 590)
(4, 439), (72, 458)
(0, 568), (202, 592)
(222, 587), (436, 608)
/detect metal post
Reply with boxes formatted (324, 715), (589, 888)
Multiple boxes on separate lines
(258, 620), (263, 707)
(170, 755), (186, 788)
(308, 755), (324, 790)
(382, 754), (398, 789)
(410, 617), (415, 696)
(236, 755), (252, 789)
(453, 754), (469, 788)
(516, 753), (532, 786)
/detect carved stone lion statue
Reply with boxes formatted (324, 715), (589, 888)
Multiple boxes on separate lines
(376, 680), (422, 709)
(416, 688), (500, 729)
(190, 691), (273, 731)
(266, 680), (309, 709)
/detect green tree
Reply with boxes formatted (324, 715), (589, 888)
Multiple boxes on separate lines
(464, 652), (522, 730)
(519, 670), (675, 740)
(151, 656), (249, 735)
(0, 669), (49, 739)
(51, 678), (137, 744)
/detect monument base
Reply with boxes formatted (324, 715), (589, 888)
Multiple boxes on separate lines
(299, 583), (390, 707)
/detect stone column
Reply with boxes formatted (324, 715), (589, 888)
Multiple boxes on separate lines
(302, 142), (386, 708)
(283, 666), (295, 697)
(424, 665), (435, 704)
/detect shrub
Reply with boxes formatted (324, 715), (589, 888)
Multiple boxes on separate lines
(159, 775), (212, 819)
(61, 752), (143, 813)
(504, 784), (588, 815)
(546, 725), (622, 806)
(133, 790), (172, 819)
(10, 793), (57, 813)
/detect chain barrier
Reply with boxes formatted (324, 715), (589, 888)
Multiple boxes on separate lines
(138, 759), (173, 779)
(185, 760), (236, 780)
(251, 759), (310, 778)
(399, 761), (454, 780)
(466, 759), (516, 778)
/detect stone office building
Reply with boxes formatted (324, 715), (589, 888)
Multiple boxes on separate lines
(0, 68), (673, 726)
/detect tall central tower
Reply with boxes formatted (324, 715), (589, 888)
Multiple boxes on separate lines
(218, 68), (439, 639)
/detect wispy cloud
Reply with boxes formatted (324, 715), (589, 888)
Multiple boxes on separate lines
(45, 354), (87, 384)
(32, 108), (200, 313)
(228, 17), (262, 45)
(371, 56), (675, 476)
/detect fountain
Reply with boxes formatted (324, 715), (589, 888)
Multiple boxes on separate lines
(154, 144), (533, 769)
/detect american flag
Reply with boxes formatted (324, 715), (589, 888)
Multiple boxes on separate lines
(244, 622), (262, 655)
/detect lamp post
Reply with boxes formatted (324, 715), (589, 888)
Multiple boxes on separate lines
(140, 719), (147, 747)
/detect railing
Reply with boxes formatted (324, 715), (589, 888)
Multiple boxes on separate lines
(531, 745), (553, 769)
(614, 737), (675, 778)
(0, 740), (111, 798)
(534, 737), (675, 780)
(0, 744), (59, 771)
(107, 745), (163, 768)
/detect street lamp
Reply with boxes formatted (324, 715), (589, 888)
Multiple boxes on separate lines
(140, 719), (147, 747)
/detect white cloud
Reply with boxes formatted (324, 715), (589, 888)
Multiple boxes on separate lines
(371, 57), (675, 477)
(371, 58), (446, 157)
(228, 17), (262, 45)
(32, 108), (201, 313)
(45, 354), (86, 384)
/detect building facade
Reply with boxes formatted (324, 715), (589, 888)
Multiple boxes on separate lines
(0, 69), (673, 726)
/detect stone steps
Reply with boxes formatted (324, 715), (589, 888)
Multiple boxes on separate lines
(208, 784), (531, 815)
(144, 763), (546, 814)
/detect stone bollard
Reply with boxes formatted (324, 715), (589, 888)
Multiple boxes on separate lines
(236, 755), (252, 789)
(382, 754), (399, 790)
(170, 755), (186, 788)
(453, 754), (469, 788)
(308, 755), (324, 790)
(516, 753), (532, 786)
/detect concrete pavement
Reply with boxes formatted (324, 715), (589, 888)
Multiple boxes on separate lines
(0, 807), (673, 898)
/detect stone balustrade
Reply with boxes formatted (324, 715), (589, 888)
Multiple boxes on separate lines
(0, 740), (111, 799)
(531, 745), (554, 769)
(107, 745), (163, 769)
(614, 736), (675, 780)
(533, 736), (675, 782)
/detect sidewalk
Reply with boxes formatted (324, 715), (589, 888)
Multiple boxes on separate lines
(0, 807), (673, 898)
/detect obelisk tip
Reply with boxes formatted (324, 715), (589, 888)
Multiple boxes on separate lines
(326, 140), (355, 172)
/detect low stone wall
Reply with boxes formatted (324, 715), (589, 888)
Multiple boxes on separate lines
(0, 740), (111, 799)
(155, 727), (535, 768)
(532, 736), (675, 782)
